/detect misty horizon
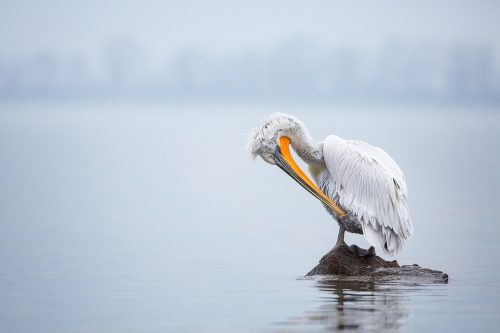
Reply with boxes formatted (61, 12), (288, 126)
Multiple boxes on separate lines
(1, 39), (499, 104)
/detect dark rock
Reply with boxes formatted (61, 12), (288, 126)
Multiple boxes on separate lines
(305, 244), (448, 284)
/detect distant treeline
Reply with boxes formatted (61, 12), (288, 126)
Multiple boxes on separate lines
(1, 41), (499, 104)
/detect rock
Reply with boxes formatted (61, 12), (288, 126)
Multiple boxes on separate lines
(305, 244), (448, 284)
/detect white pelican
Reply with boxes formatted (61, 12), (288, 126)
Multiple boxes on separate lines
(247, 113), (413, 256)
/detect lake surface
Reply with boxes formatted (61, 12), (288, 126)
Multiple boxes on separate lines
(0, 103), (499, 332)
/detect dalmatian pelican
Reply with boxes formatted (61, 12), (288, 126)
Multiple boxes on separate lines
(247, 113), (413, 256)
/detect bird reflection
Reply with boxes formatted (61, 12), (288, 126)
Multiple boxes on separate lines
(274, 280), (411, 332)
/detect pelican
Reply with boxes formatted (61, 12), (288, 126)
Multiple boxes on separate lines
(247, 113), (413, 256)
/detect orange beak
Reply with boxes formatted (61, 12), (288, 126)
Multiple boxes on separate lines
(274, 136), (347, 218)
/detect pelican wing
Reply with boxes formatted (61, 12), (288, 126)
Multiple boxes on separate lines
(322, 135), (413, 255)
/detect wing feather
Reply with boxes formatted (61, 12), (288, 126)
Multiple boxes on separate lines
(323, 135), (413, 255)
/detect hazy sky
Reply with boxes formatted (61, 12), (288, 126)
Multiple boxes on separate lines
(1, 0), (499, 66)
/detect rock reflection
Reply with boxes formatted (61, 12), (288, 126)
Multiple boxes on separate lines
(275, 280), (411, 332)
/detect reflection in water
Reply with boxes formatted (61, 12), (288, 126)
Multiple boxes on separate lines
(274, 280), (413, 332)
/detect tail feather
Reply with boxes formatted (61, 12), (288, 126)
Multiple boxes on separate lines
(362, 223), (405, 256)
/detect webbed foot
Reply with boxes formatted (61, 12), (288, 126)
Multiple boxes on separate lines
(320, 241), (354, 262)
(350, 244), (376, 257)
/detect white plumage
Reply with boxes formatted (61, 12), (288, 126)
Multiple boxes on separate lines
(247, 113), (413, 256)
(320, 135), (413, 255)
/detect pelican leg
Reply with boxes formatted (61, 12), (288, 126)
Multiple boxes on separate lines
(320, 224), (349, 261)
(336, 223), (346, 246)
(339, 215), (376, 257)
(320, 223), (376, 262)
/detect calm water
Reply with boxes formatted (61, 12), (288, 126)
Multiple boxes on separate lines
(0, 103), (499, 332)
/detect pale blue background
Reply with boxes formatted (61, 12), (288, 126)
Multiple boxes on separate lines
(1, 1), (500, 332)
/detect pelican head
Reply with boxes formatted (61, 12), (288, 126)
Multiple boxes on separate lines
(246, 113), (347, 217)
(246, 113), (305, 165)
